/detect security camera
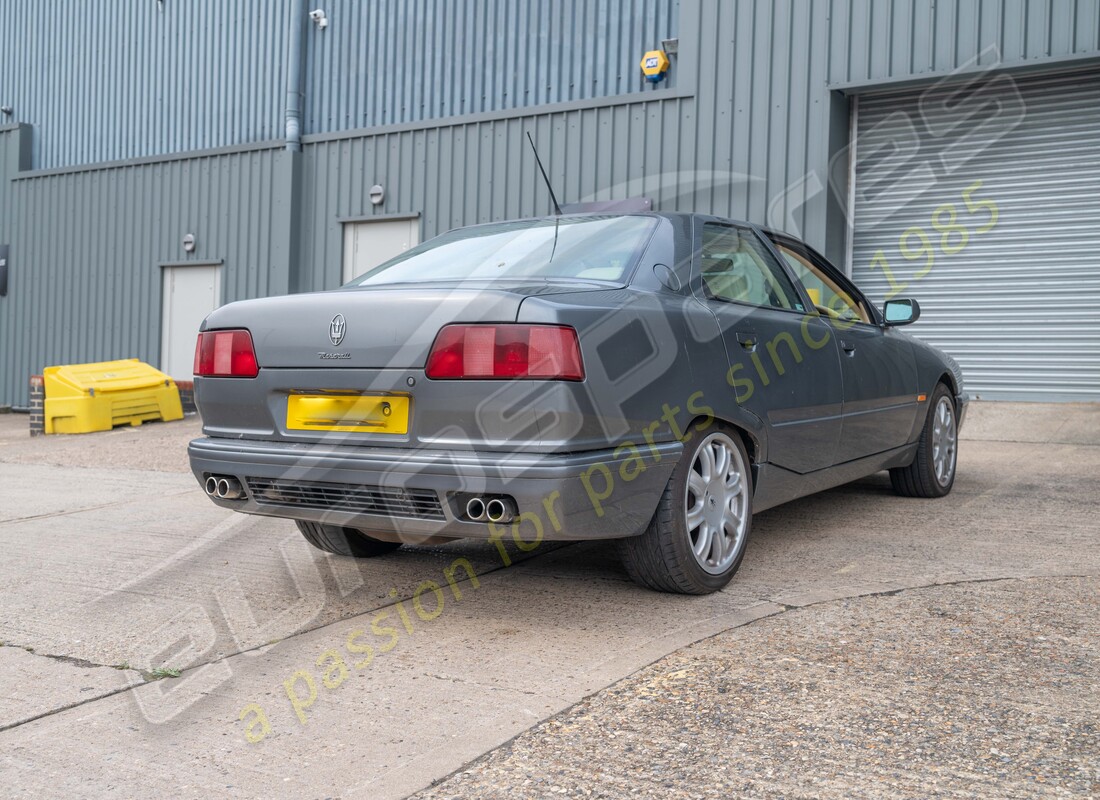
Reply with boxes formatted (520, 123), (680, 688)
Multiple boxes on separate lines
(308, 9), (328, 28)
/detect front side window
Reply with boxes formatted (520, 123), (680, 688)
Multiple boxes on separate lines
(699, 224), (805, 311)
(777, 245), (872, 324)
(350, 216), (657, 286)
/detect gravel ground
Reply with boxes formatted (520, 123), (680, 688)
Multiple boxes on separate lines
(417, 577), (1099, 799)
(0, 412), (199, 472)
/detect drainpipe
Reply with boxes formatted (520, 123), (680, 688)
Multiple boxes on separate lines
(285, 0), (305, 151)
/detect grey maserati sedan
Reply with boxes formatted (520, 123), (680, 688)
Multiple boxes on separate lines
(189, 213), (966, 594)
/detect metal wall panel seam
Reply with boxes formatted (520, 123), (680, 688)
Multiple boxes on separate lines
(298, 87), (693, 145)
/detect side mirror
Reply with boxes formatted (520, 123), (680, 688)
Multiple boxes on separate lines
(883, 298), (920, 326)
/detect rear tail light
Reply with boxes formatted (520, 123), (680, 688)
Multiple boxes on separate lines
(194, 329), (260, 378)
(426, 324), (585, 381)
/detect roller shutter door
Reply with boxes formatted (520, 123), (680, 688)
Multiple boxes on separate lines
(850, 68), (1100, 401)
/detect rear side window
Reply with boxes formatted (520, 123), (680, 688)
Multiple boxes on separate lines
(699, 224), (805, 312)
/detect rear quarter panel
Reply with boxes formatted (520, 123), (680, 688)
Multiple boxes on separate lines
(517, 286), (769, 462)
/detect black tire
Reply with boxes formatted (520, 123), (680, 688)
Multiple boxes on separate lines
(295, 520), (402, 557)
(890, 382), (958, 498)
(618, 427), (753, 595)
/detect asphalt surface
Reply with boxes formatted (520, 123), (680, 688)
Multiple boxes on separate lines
(0, 402), (1097, 798)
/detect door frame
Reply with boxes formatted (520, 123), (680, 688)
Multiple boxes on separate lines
(158, 259), (224, 379)
(338, 212), (421, 285)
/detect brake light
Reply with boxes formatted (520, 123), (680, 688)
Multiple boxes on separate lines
(194, 330), (260, 377)
(426, 324), (585, 381)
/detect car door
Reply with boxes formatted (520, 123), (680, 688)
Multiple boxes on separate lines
(695, 221), (843, 474)
(769, 235), (920, 463)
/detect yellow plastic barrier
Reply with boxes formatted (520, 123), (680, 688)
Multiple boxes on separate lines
(43, 359), (184, 434)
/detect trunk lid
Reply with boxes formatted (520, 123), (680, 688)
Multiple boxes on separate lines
(202, 280), (615, 370)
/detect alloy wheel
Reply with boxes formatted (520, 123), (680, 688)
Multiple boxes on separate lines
(684, 432), (750, 574)
(931, 396), (957, 486)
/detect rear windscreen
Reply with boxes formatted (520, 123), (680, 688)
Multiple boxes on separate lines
(350, 216), (657, 286)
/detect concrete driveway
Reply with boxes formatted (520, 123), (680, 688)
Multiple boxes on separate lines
(0, 403), (1096, 798)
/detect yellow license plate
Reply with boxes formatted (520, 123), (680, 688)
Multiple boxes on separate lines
(286, 394), (410, 434)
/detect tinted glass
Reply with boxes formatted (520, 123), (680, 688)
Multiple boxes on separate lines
(700, 224), (805, 311)
(350, 216), (657, 285)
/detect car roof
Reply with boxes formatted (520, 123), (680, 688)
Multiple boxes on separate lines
(447, 211), (788, 233)
(433, 212), (806, 253)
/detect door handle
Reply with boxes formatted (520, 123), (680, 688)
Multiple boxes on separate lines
(736, 332), (757, 352)
(840, 339), (857, 355)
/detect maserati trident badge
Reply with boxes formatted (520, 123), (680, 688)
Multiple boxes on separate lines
(329, 314), (346, 347)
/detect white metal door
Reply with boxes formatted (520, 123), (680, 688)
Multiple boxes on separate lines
(342, 217), (420, 283)
(850, 68), (1100, 401)
(161, 264), (221, 380)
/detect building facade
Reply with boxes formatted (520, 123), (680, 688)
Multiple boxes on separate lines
(1, 0), (1098, 406)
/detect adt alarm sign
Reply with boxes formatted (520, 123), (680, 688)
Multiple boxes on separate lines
(640, 50), (670, 83)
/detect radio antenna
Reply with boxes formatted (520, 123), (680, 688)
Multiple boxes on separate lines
(526, 131), (563, 216)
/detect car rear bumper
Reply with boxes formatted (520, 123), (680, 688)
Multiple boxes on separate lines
(188, 436), (682, 541)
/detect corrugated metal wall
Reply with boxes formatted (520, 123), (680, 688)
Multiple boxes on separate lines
(851, 68), (1100, 400)
(293, 0), (1100, 291)
(1, 0), (1091, 168)
(1, 1), (1099, 404)
(304, 0), (679, 131)
(0, 0), (676, 170)
(298, 0), (835, 291)
(0, 124), (22, 243)
(297, 96), (694, 291)
(826, 0), (1100, 83)
(0, 131), (293, 403)
(0, 0), (291, 170)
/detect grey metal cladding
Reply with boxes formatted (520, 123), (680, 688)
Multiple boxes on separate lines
(1, 0), (1095, 170)
(0, 0), (292, 170)
(0, 0), (678, 170)
(825, 0), (1100, 85)
(0, 143), (293, 406)
(1, 1), (1099, 406)
(294, 102), (701, 294)
(303, 0), (680, 132)
(293, 0), (1100, 294)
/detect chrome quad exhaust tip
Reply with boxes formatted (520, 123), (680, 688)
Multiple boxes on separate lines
(485, 497), (515, 524)
(205, 474), (244, 500)
(465, 497), (488, 522)
(464, 495), (516, 524)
